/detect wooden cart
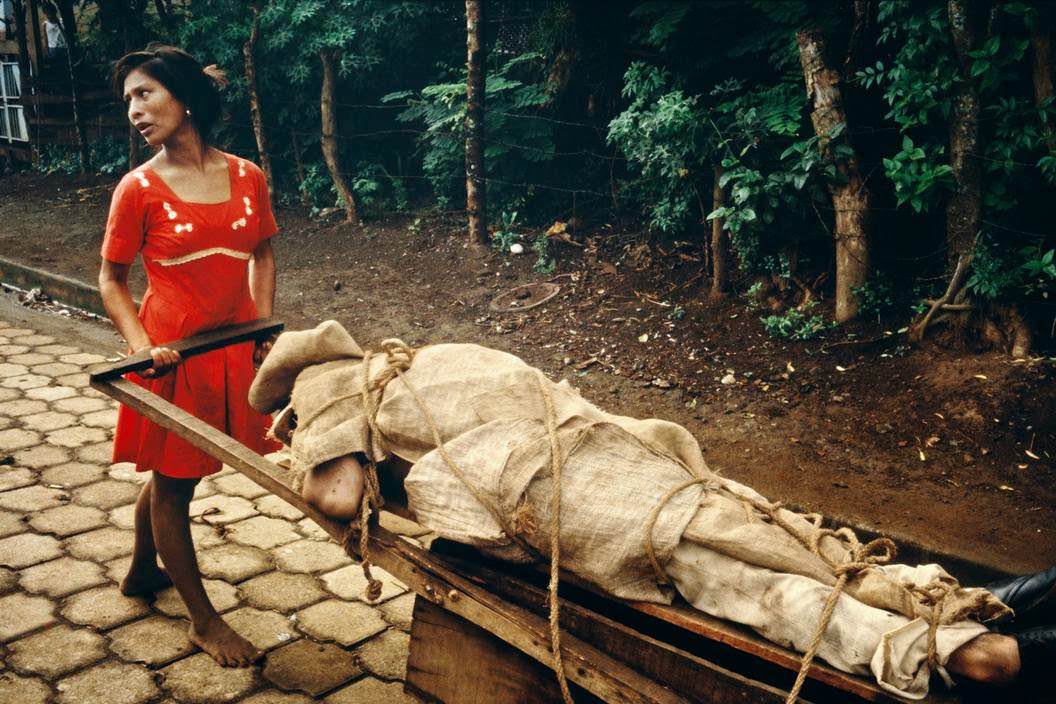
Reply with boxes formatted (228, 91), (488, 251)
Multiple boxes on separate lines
(89, 320), (998, 704)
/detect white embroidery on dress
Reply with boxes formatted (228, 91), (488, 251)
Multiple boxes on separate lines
(163, 202), (177, 220)
(133, 171), (150, 187)
(243, 196), (253, 216)
(231, 217), (247, 230)
(157, 247), (251, 267)
(237, 160), (247, 177)
(175, 223), (194, 234)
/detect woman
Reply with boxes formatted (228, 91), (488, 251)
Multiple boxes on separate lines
(99, 44), (278, 667)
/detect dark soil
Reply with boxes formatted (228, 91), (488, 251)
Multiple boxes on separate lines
(2, 171), (1054, 573)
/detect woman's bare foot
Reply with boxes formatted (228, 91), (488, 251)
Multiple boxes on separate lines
(120, 565), (173, 598)
(188, 616), (263, 667)
(301, 454), (365, 520)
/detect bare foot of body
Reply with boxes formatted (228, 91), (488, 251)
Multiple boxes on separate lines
(120, 565), (173, 597)
(188, 617), (263, 667)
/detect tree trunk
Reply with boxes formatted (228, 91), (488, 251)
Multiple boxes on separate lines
(152, 0), (175, 33)
(946, 0), (986, 265)
(244, 0), (274, 198)
(1030, 1), (1055, 153)
(796, 28), (872, 322)
(289, 127), (310, 207)
(709, 165), (730, 300)
(55, 0), (89, 173)
(318, 48), (361, 227)
(27, 0), (45, 76)
(465, 0), (487, 250)
(843, 0), (873, 77)
(11, 0), (33, 93)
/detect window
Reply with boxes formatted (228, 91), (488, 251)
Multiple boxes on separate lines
(1, 63), (19, 99)
(7, 105), (25, 140)
(0, 108), (8, 139)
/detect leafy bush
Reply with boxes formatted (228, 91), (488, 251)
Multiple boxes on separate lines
(491, 211), (520, 250)
(852, 275), (897, 322)
(33, 137), (129, 176)
(531, 233), (555, 274)
(761, 305), (835, 340)
(967, 236), (1056, 300)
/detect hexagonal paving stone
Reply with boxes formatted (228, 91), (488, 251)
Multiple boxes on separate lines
(0, 510), (26, 538)
(240, 572), (327, 612)
(7, 624), (108, 678)
(254, 495), (304, 521)
(81, 408), (118, 429)
(225, 607), (300, 652)
(53, 396), (107, 414)
(212, 473), (269, 499)
(12, 444), (70, 468)
(0, 362), (28, 378)
(160, 652), (258, 703)
(25, 385), (77, 402)
(190, 522), (227, 550)
(109, 503), (137, 530)
(0, 374), (50, 390)
(0, 328), (35, 337)
(378, 592), (415, 632)
(0, 672), (52, 704)
(154, 579), (239, 619)
(38, 344), (80, 356)
(21, 410), (77, 432)
(31, 362), (82, 378)
(13, 334), (55, 346)
(40, 461), (108, 488)
(192, 479), (218, 500)
(72, 479), (140, 510)
(109, 462), (149, 484)
(63, 585), (151, 630)
(354, 628), (410, 680)
(19, 556), (106, 597)
(295, 599), (386, 647)
(0, 593), (56, 642)
(271, 539), (350, 574)
(77, 441), (114, 464)
(0, 428), (41, 451)
(241, 691), (314, 704)
(188, 494), (258, 525)
(9, 355), (54, 367)
(59, 352), (108, 366)
(46, 425), (109, 449)
(226, 516), (302, 550)
(0, 398), (47, 417)
(0, 484), (67, 512)
(296, 517), (330, 541)
(29, 503), (108, 536)
(108, 615), (196, 666)
(322, 564), (407, 604)
(0, 532), (63, 568)
(326, 677), (420, 704)
(262, 640), (361, 697)
(0, 565), (17, 594)
(65, 526), (134, 561)
(197, 543), (271, 583)
(0, 466), (35, 491)
(56, 373), (90, 388)
(0, 344), (30, 355)
(56, 661), (158, 704)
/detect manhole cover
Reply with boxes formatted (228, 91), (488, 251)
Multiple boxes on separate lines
(489, 282), (561, 313)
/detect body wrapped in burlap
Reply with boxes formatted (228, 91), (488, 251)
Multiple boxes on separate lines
(250, 321), (1010, 698)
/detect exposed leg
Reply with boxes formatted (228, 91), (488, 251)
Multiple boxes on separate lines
(150, 471), (262, 667)
(301, 454), (365, 520)
(946, 633), (1020, 685)
(120, 478), (173, 597)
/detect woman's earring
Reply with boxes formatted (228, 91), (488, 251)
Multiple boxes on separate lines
(185, 108), (192, 117)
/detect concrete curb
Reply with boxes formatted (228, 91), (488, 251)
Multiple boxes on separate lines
(0, 255), (111, 316)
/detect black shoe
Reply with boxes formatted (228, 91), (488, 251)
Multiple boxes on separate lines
(1014, 626), (1056, 692)
(986, 566), (1056, 628)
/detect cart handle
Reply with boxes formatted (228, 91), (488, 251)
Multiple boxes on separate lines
(89, 318), (284, 382)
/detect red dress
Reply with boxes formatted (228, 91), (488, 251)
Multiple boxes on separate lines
(101, 152), (280, 478)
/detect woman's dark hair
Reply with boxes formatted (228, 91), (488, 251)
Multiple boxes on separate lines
(111, 43), (228, 140)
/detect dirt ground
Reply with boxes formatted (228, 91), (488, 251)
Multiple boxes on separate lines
(2, 171), (1054, 574)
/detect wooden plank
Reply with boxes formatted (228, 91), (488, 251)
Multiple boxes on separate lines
(90, 376), (689, 704)
(408, 597), (599, 704)
(89, 318), (284, 381)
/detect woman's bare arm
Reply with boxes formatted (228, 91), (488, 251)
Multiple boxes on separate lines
(249, 238), (276, 317)
(99, 259), (179, 376)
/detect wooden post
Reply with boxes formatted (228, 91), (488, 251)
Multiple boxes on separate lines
(465, 0), (487, 250)
(244, 0), (274, 198)
(709, 165), (729, 300)
(26, 0), (45, 79)
(1030, 2), (1055, 153)
(55, 0), (90, 173)
(11, 0), (33, 94)
(796, 27), (872, 322)
(319, 48), (361, 227)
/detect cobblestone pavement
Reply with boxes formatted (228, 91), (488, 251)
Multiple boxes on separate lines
(0, 310), (426, 703)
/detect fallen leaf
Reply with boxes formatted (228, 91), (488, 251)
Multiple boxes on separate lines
(925, 436), (940, 448)
(1026, 449), (1040, 460)
(933, 413), (945, 420)
(638, 333), (649, 343)
(999, 485), (1015, 492)
(836, 365), (847, 372)
(786, 361), (795, 373)
(973, 374), (988, 380)
(918, 449), (927, 461)
(1017, 464), (1029, 469)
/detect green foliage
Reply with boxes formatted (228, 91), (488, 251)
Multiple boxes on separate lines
(33, 137), (128, 176)
(967, 236), (1056, 300)
(492, 211), (521, 250)
(531, 233), (555, 274)
(882, 136), (954, 213)
(852, 275), (897, 322)
(760, 304), (835, 340)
